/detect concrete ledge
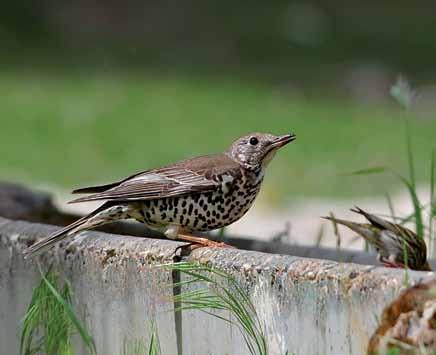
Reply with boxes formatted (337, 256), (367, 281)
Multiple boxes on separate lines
(1, 217), (435, 355)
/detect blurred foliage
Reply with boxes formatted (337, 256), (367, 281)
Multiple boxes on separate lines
(2, 1), (436, 84)
(1, 70), (436, 203)
(2, 2), (436, 203)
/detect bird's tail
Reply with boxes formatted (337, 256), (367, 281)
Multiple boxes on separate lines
(24, 202), (120, 258)
(24, 217), (89, 258)
(321, 215), (376, 242)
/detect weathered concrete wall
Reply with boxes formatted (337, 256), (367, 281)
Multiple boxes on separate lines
(0, 217), (434, 355)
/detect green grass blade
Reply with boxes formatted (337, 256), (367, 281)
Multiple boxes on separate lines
(166, 262), (268, 355)
(347, 167), (386, 176)
(430, 149), (436, 257)
(396, 174), (424, 239)
(404, 118), (416, 187)
(314, 224), (325, 248)
(21, 269), (75, 355)
(402, 238), (410, 288)
(39, 268), (96, 355)
(385, 193), (396, 220)
(148, 320), (161, 355)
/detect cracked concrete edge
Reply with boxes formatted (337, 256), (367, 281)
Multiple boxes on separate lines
(1, 216), (434, 291)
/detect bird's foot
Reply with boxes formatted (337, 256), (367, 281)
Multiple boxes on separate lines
(381, 260), (405, 269)
(174, 234), (235, 257)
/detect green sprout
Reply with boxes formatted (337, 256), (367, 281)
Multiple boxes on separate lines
(20, 267), (96, 355)
(164, 262), (268, 355)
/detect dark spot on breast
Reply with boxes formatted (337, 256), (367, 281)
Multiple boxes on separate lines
(181, 200), (187, 208)
(188, 204), (193, 215)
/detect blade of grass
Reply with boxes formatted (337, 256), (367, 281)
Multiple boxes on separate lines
(21, 270), (75, 355)
(21, 268), (88, 355)
(347, 167), (386, 176)
(148, 320), (161, 355)
(38, 266), (96, 354)
(402, 239), (410, 288)
(165, 262), (268, 355)
(430, 149), (436, 257)
(314, 224), (325, 248)
(385, 193), (396, 220)
(396, 174), (424, 239)
(404, 118), (416, 187)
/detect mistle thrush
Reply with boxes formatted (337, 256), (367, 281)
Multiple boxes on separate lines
(26, 132), (296, 256)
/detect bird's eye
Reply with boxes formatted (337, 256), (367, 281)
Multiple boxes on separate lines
(249, 137), (259, 145)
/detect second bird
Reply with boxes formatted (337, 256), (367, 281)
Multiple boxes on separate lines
(323, 207), (431, 271)
(26, 132), (296, 257)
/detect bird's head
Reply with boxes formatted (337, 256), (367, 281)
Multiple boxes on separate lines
(227, 132), (296, 169)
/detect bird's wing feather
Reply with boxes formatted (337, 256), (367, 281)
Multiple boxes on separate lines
(69, 167), (218, 203)
(351, 206), (418, 241)
(69, 154), (239, 203)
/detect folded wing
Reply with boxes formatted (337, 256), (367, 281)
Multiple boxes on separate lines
(69, 165), (220, 203)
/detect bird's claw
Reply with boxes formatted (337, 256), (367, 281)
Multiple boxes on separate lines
(173, 239), (236, 259)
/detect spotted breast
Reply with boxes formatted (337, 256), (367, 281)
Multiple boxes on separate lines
(134, 167), (263, 233)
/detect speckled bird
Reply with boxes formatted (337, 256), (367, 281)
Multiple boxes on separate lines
(323, 207), (431, 271)
(25, 132), (296, 256)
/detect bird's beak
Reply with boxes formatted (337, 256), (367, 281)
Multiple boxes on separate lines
(270, 133), (296, 149)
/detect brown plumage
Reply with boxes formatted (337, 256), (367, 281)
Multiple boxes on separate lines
(69, 154), (238, 203)
(25, 132), (295, 257)
(323, 207), (431, 271)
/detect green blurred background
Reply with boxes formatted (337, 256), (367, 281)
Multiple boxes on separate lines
(1, 1), (436, 205)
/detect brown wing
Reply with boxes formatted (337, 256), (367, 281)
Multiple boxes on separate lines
(69, 154), (240, 203)
(351, 206), (420, 240)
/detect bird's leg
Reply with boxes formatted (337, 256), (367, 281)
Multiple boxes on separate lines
(176, 233), (235, 249)
(379, 256), (404, 269)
